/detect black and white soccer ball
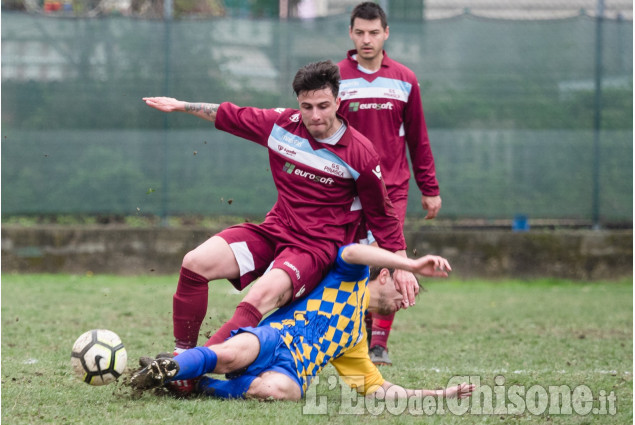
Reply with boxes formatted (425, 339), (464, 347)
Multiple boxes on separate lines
(71, 329), (127, 386)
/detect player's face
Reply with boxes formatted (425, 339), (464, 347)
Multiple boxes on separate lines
(349, 18), (389, 62)
(376, 275), (404, 315)
(297, 88), (341, 140)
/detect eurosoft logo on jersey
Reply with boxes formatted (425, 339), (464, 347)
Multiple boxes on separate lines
(284, 162), (335, 186)
(283, 162), (296, 174)
(361, 102), (394, 110)
(349, 101), (394, 112)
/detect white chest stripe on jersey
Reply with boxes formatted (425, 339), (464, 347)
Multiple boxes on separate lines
(268, 124), (360, 180)
(339, 77), (412, 102)
(339, 86), (409, 102)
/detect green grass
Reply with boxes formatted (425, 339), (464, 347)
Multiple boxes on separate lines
(2, 274), (632, 424)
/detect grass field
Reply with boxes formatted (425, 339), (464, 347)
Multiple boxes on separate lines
(1, 274), (632, 424)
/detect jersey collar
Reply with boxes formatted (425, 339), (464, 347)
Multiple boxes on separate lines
(346, 49), (391, 69)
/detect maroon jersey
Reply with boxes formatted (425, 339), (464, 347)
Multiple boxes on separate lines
(338, 50), (440, 199)
(214, 103), (405, 252)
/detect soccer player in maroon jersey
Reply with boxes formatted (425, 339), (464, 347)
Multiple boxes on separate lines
(337, 2), (442, 365)
(143, 60), (419, 392)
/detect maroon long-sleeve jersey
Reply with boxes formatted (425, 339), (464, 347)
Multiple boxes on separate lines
(338, 50), (440, 199)
(215, 102), (405, 252)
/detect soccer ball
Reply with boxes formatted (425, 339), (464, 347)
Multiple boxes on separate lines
(71, 329), (127, 386)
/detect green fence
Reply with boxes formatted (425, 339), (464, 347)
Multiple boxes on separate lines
(2, 12), (632, 223)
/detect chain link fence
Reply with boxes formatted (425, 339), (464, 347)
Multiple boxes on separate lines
(3, 0), (632, 20)
(1, 1), (632, 225)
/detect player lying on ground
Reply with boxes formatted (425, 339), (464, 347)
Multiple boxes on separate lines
(142, 62), (419, 393)
(130, 243), (475, 401)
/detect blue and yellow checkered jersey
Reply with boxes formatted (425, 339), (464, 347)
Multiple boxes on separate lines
(260, 245), (384, 395)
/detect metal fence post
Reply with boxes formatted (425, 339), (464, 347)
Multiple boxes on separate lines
(592, 0), (604, 230)
(161, 0), (173, 226)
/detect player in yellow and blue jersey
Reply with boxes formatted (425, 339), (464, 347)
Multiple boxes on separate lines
(130, 243), (474, 401)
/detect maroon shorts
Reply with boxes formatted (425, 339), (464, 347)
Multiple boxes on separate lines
(217, 220), (337, 300)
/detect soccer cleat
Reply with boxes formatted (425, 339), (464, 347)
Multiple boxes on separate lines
(130, 358), (180, 390)
(166, 351), (198, 396)
(139, 352), (174, 368)
(369, 345), (392, 366)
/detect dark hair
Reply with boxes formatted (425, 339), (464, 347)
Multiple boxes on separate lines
(368, 266), (393, 281)
(350, 1), (388, 29)
(368, 266), (424, 296)
(292, 60), (340, 99)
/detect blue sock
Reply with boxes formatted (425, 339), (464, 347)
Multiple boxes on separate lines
(171, 347), (218, 380)
(197, 375), (257, 399)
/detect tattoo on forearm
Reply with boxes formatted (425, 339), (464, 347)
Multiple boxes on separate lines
(185, 103), (219, 118)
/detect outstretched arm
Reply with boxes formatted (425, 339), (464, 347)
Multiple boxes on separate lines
(340, 243), (451, 279)
(143, 97), (220, 122)
(371, 380), (474, 400)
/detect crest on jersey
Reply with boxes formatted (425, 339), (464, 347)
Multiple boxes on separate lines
(290, 113), (300, 122)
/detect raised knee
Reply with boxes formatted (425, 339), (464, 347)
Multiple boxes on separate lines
(182, 249), (218, 278)
(246, 374), (301, 401)
(182, 250), (201, 272)
(213, 348), (240, 374)
(182, 241), (234, 280)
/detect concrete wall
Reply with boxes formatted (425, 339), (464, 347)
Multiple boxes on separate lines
(1, 225), (632, 280)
